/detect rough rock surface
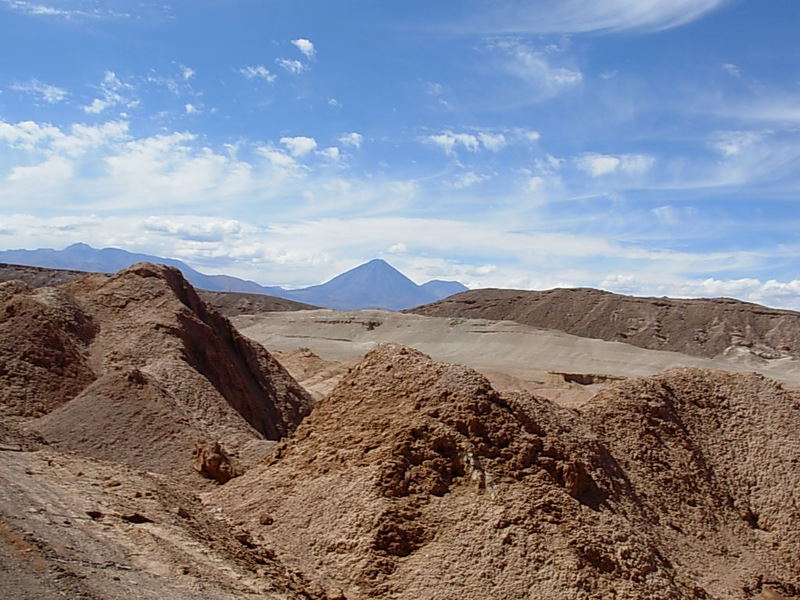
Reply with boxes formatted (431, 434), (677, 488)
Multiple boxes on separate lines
(408, 287), (800, 359)
(0, 261), (315, 315)
(0, 263), (313, 479)
(212, 343), (800, 600)
(0, 439), (326, 600)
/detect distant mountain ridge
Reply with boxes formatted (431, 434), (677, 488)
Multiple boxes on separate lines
(0, 243), (468, 310)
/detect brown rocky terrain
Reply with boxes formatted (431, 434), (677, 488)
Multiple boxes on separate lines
(200, 289), (317, 317)
(0, 262), (88, 287)
(408, 287), (800, 360)
(0, 261), (316, 315)
(0, 262), (313, 480)
(3, 265), (799, 599)
(212, 344), (800, 600)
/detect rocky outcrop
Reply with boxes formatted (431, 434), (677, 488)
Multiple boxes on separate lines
(408, 287), (800, 359)
(212, 344), (800, 600)
(0, 263), (314, 480)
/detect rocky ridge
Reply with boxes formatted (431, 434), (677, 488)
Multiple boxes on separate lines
(408, 287), (800, 359)
(212, 343), (800, 600)
(0, 262), (314, 480)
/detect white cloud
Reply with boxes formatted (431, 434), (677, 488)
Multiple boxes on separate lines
(82, 71), (138, 115)
(9, 78), (68, 103)
(468, 0), (733, 34)
(478, 132), (507, 152)
(533, 154), (564, 175)
(280, 136), (317, 157)
(425, 131), (480, 155)
(711, 130), (764, 157)
(240, 65), (276, 83)
(291, 38), (316, 59)
(575, 153), (620, 177)
(722, 63), (741, 77)
(575, 153), (655, 177)
(181, 65), (195, 80)
(276, 58), (307, 75)
(142, 217), (243, 242)
(449, 171), (489, 189)
(387, 242), (408, 254)
(317, 147), (340, 161)
(490, 39), (582, 99)
(328, 98), (342, 108)
(515, 128), (541, 142)
(601, 274), (800, 311)
(339, 132), (363, 148)
(525, 176), (545, 193)
(184, 103), (200, 114)
(1, 0), (129, 19)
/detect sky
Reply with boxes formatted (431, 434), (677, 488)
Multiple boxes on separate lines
(0, 0), (799, 308)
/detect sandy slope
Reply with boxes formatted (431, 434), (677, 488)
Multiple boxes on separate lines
(232, 309), (800, 389)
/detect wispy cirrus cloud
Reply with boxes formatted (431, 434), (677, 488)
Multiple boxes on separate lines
(9, 78), (68, 103)
(460, 0), (734, 34)
(276, 58), (307, 75)
(486, 39), (582, 100)
(1, 0), (130, 19)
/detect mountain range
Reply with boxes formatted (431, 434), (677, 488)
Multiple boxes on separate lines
(0, 243), (467, 310)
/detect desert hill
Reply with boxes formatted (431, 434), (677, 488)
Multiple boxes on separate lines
(0, 262), (313, 480)
(408, 287), (800, 359)
(211, 344), (800, 600)
(2, 264), (799, 599)
(0, 262), (317, 314)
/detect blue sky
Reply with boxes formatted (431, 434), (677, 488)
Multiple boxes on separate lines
(1, 0), (799, 308)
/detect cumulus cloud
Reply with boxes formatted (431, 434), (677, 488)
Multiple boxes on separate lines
(601, 274), (800, 310)
(9, 78), (68, 103)
(317, 147), (340, 161)
(184, 103), (200, 114)
(240, 65), (276, 83)
(477, 132), (507, 152)
(291, 38), (316, 59)
(575, 153), (655, 177)
(276, 58), (307, 75)
(339, 132), (363, 148)
(426, 131), (479, 155)
(280, 136), (318, 157)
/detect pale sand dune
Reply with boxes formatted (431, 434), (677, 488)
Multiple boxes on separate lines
(233, 309), (800, 388)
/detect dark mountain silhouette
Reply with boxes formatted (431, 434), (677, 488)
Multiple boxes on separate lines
(0, 245), (468, 311)
(280, 258), (458, 310)
(420, 279), (468, 298)
(0, 243), (284, 295)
